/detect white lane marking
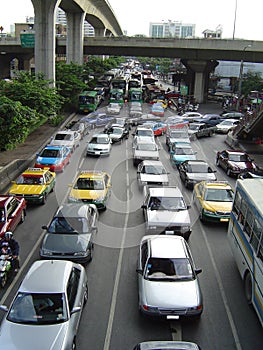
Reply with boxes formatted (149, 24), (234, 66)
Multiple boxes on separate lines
(199, 223), (242, 350)
(103, 141), (130, 350)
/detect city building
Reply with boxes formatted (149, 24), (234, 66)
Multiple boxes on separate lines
(149, 20), (195, 38)
(56, 8), (94, 36)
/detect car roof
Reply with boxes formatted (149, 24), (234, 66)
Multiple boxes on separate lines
(201, 180), (232, 190)
(92, 133), (110, 137)
(144, 235), (187, 259)
(44, 145), (66, 150)
(19, 260), (78, 293)
(147, 186), (182, 197)
(137, 341), (199, 350)
(183, 160), (208, 165)
(22, 167), (50, 176)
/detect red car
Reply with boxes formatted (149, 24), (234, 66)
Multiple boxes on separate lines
(0, 195), (26, 238)
(216, 149), (258, 177)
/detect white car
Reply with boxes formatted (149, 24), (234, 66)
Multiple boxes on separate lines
(141, 186), (192, 240)
(50, 130), (81, 152)
(0, 260), (88, 350)
(137, 160), (169, 187)
(216, 119), (239, 134)
(136, 235), (203, 318)
(106, 103), (121, 115)
(86, 133), (112, 156)
(133, 140), (160, 166)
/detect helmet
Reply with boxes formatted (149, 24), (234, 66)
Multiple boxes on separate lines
(1, 242), (9, 247)
(5, 231), (13, 240)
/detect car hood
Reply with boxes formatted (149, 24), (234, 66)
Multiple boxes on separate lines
(109, 133), (122, 140)
(134, 150), (159, 158)
(203, 201), (233, 212)
(87, 143), (110, 150)
(50, 140), (74, 148)
(42, 233), (92, 252)
(187, 173), (216, 181)
(228, 160), (255, 170)
(170, 137), (190, 144)
(142, 279), (200, 308)
(0, 320), (69, 350)
(171, 155), (196, 162)
(9, 184), (44, 195)
(36, 156), (61, 165)
(147, 210), (190, 226)
(70, 189), (106, 200)
(139, 173), (169, 183)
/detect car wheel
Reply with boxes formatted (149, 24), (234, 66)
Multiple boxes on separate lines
(71, 338), (76, 350)
(226, 168), (231, 176)
(244, 272), (252, 304)
(88, 244), (94, 262)
(216, 158), (220, 167)
(200, 210), (205, 223)
(41, 194), (47, 205)
(0, 274), (7, 288)
(20, 209), (26, 224)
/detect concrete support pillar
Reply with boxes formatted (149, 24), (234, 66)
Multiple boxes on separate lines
(94, 28), (106, 37)
(66, 11), (85, 65)
(0, 54), (11, 79)
(31, 0), (60, 86)
(182, 59), (218, 103)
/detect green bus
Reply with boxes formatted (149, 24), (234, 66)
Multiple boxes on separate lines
(109, 88), (124, 105)
(128, 87), (143, 103)
(78, 91), (100, 113)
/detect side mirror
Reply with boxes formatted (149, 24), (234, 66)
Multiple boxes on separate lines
(187, 205), (191, 209)
(195, 268), (202, 275)
(70, 306), (82, 316)
(136, 268), (143, 275)
(141, 204), (146, 209)
(42, 225), (48, 230)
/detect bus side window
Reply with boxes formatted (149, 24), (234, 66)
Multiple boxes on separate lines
(244, 208), (253, 238)
(251, 217), (262, 258)
(233, 191), (241, 217)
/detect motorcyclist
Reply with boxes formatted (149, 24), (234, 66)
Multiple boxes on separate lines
(0, 232), (20, 272)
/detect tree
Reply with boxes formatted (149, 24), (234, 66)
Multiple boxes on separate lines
(241, 71), (263, 97)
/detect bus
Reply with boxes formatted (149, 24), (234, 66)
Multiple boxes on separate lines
(78, 90), (100, 113)
(227, 178), (263, 326)
(109, 88), (124, 105)
(128, 87), (143, 103)
(110, 76), (127, 95)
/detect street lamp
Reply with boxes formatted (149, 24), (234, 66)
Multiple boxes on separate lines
(237, 44), (251, 111)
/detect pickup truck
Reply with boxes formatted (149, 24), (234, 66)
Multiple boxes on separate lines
(188, 122), (216, 140)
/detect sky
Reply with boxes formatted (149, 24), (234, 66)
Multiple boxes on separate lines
(0, 0), (262, 41)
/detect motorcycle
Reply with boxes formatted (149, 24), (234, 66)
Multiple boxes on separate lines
(0, 254), (13, 288)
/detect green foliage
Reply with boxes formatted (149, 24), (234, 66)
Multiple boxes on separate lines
(241, 71), (263, 97)
(0, 96), (45, 150)
(0, 71), (64, 117)
(48, 114), (64, 126)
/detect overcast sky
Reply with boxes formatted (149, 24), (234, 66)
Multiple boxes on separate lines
(0, 0), (262, 40)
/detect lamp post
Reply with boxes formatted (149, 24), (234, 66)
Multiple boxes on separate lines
(236, 44), (251, 111)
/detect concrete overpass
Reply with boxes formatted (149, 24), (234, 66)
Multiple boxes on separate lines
(17, 0), (122, 84)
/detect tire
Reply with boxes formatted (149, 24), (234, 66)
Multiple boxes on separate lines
(83, 285), (88, 305)
(20, 209), (26, 224)
(41, 193), (47, 205)
(0, 274), (7, 288)
(244, 272), (252, 304)
(216, 158), (220, 167)
(226, 168), (231, 176)
(71, 338), (76, 350)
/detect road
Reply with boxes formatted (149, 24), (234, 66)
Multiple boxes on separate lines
(0, 103), (262, 350)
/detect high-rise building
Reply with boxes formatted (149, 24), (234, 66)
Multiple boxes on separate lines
(149, 20), (195, 38)
(56, 8), (94, 36)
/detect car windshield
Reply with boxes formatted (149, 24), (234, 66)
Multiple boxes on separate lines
(48, 216), (90, 234)
(170, 131), (188, 138)
(204, 188), (234, 202)
(112, 128), (123, 135)
(189, 124), (200, 130)
(17, 175), (44, 185)
(54, 133), (72, 141)
(75, 178), (104, 190)
(149, 196), (186, 211)
(136, 143), (157, 151)
(7, 292), (68, 325)
(143, 165), (166, 175)
(90, 137), (109, 144)
(41, 149), (60, 158)
(228, 153), (249, 162)
(174, 147), (194, 155)
(187, 163), (209, 173)
(137, 130), (153, 137)
(145, 257), (194, 281)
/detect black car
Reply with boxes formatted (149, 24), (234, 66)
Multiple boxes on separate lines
(40, 203), (98, 264)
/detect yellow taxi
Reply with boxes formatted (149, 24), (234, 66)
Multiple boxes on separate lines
(152, 99), (168, 109)
(8, 167), (56, 205)
(192, 180), (234, 223)
(68, 170), (111, 210)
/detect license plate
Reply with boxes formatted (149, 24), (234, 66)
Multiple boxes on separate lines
(165, 230), (174, 235)
(167, 315), (179, 320)
(95, 151), (100, 155)
(220, 218), (229, 222)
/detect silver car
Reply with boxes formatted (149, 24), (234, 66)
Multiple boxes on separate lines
(137, 160), (169, 188)
(0, 260), (88, 350)
(141, 186), (192, 240)
(86, 133), (112, 156)
(136, 235), (203, 319)
(40, 203), (98, 264)
(133, 141), (160, 167)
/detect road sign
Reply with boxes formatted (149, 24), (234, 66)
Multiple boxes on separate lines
(20, 32), (35, 48)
